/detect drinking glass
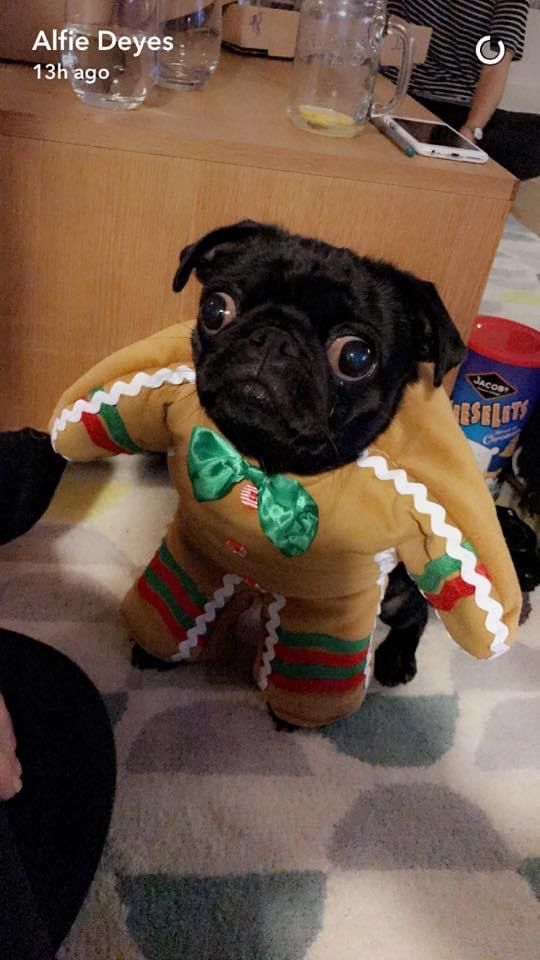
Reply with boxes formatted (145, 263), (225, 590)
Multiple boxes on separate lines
(63, 0), (158, 110)
(289, 0), (413, 137)
(157, 0), (222, 90)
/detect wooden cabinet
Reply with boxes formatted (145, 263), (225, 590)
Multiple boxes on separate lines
(0, 55), (516, 429)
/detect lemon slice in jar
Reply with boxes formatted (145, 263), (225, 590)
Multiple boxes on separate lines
(297, 105), (355, 129)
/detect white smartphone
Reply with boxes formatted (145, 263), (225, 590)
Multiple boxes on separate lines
(387, 116), (489, 164)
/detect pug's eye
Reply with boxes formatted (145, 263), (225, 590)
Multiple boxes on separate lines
(327, 336), (375, 382)
(200, 293), (237, 334)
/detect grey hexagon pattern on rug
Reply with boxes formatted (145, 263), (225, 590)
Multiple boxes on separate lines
(126, 701), (313, 776)
(0, 521), (128, 565)
(117, 871), (326, 960)
(103, 691), (129, 727)
(330, 783), (514, 869)
(452, 643), (540, 691)
(476, 698), (540, 769)
(0, 572), (119, 621)
(320, 693), (458, 766)
(518, 858), (540, 900)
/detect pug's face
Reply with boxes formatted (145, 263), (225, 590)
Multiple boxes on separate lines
(173, 222), (465, 476)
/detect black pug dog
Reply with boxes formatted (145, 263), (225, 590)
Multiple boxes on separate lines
(169, 220), (466, 687)
(0, 220), (465, 692)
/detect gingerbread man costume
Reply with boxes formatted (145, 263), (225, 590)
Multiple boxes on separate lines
(50, 320), (521, 726)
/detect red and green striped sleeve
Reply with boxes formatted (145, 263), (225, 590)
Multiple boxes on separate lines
(49, 323), (195, 461)
(398, 528), (511, 661)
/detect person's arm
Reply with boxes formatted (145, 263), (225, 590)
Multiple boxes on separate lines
(461, 0), (529, 140)
(460, 49), (513, 140)
(49, 322), (195, 461)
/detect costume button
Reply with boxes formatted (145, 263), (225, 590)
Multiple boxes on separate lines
(225, 538), (248, 559)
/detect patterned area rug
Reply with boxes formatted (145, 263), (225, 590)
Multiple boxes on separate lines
(1, 454), (539, 960)
(2, 216), (540, 959)
(480, 215), (540, 330)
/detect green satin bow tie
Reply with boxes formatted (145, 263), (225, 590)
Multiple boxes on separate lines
(187, 427), (319, 557)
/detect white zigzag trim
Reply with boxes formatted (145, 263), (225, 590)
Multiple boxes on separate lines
(173, 573), (243, 661)
(367, 547), (399, 689)
(374, 547), (399, 593)
(357, 452), (510, 659)
(258, 593), (286, 691)
(363, 631), (376, 690)
(51, 364), (196, 448)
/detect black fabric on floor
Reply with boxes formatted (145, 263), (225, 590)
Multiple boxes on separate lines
(0, 630), (116, 956)
(0, 429), (66, 546)
(0, 804), (56, 960)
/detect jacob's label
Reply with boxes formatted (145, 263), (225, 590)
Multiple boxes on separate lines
(452, 347), (538, 489)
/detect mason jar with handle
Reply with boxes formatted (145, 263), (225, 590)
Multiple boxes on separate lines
(288, 0), (413, 137)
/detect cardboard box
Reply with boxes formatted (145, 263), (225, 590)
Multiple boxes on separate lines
(223, 5), (300, 59)
(222, 6), (432, 65)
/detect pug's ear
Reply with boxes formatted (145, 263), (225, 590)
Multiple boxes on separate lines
(401, 275), (466, 386)
(172, 220), (269, 293)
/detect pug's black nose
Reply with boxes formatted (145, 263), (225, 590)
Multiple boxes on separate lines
(249, 327), (301, 360)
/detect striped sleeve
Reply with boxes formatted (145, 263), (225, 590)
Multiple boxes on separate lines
(392, 490), (521, 662)
(396, 520), (517, 661)
(387, 1), (406, 17)
(49, 322), (196, 461)
(50, 367), (195, 461)
(492, 1), (529, 61)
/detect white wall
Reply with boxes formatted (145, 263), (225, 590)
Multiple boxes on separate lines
(500, 8), (540, 113)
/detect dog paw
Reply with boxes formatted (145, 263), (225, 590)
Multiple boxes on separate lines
(374, 643), (417, 687)
(131, 644), (179, 672)
(268, 706), (300, 733)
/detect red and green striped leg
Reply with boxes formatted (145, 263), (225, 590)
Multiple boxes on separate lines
(259, 588), (380, 727)
(121, 526), (229, 661)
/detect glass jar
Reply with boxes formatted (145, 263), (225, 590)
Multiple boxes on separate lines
(63, 0), (158, 110)
(289, 0), (413, 137)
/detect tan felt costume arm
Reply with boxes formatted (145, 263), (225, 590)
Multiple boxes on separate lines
(360, 367), (521, 660)
(393, 502), (517, 660)
(49, 322), (195, 461)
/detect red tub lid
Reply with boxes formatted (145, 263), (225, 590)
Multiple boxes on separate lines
(469, 316), (540, 368)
